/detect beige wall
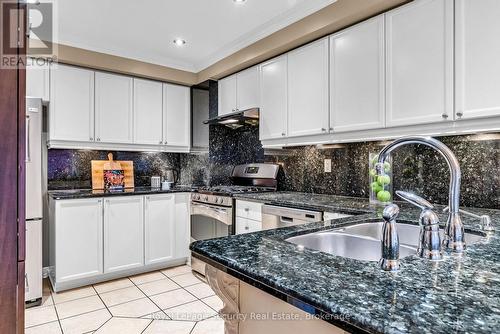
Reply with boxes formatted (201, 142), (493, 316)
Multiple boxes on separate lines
(36, 0), (409, 86)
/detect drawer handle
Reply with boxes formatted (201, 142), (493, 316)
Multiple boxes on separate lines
(245, 226), (249, 230)
(244, 208), (249, 212)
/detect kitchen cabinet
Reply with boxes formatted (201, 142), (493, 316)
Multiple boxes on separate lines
(52, 198), (103, 283)
(49, 64), (95, 142)
(385, 0), (453, 127)
(236, 66), (260, 111)
(235, 217), (262, 235)
(218, 66), (260, 116)
(455, 0), (500, 120)
(235, 200), (263, 235)
(287, 38), (329, 137)
(95, 72), (134, 144)
(134, 78), (164, 145)
(191, 88), (210, 150)
(163, 83), (191, 148)
(259, 56), (288, 140)
(103, 196), (144, 273)
(174, 193), (191, 259)
(218, 75), (237, 116)
(144, 195), (175, 265)
(26, 58), (50, 101)
(330, 16), (385, 132)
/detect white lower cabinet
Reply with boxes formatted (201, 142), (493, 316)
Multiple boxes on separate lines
(104, 196), (144, 273)
(144, 195), (175, 265)
(52, 198), (104, 283)
(50, 193), (190, 291)
(235, 217), (262, 235)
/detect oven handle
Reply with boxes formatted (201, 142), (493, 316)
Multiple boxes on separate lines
(191, 202), (230, 214)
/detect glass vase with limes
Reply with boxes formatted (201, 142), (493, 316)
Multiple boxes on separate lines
(369, 153), (393, 206)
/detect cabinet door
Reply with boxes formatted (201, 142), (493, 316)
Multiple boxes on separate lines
(385, 0), (453, 126)
(55, 199), (103, 282)
(259, 56), (288, 140)
(163, 84), (190, 148)
(95, 72), (134, 143)
(330, 16), (385, 132)
(104, 196), (144, 273)
(144, 195), (175, 265)
(174, 193), (190, 259)
(27, 58), (50, 101)
(133, 79), (163, 145)
(235, 217), (262, 235)
(218, 75), (237, 116)
(287, 38), (329, 137)
(49, 64), (95, 142)
(456, 0), (500, 120)
(236, 66), (260, 111)
(192, 89), (209, 149)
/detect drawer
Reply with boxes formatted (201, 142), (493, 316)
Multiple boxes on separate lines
(323, 212), (352, 220)
(236, 200), (263, 221)
(235, 217), (262, 235)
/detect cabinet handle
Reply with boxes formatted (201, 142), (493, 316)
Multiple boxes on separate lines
(164, 141), (168, 145)
(245, 226), (249, 230)
(281, 133), (286, 137)
(90, 137), (94, 141)
(159, 140), (162, 144)
(97, 199), (102, 203)
(442, 114), (448, 119)
(25, 273), (29, 292)
(97, 138), (101, 142)
(456, 112), (463, 118)
(25, 115), (31, 162)
(321, 128), (326, 132)
(244, 208), (249, 212)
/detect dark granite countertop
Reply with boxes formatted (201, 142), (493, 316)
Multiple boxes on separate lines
(48, 185), (197, 200)
(191, 193), (500, 334)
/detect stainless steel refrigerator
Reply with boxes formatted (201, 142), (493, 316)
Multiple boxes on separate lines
(25, 97), (43, 305)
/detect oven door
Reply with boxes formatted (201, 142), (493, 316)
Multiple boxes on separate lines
(190, 201), (233, 276)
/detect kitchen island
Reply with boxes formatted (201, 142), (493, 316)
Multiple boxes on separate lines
(190, 193), (500, 334)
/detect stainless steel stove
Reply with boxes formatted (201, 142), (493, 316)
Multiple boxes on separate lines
(190, 163), (279, 275)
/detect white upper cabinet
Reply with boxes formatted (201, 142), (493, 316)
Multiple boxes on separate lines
(27, 58), (50, 101)
(218, 75), (237, 116)
(163, 83), (191, 148)
(455, 0), (500, 120)
(103, 196), (144, 273)
(192, 88), (209, 149)
(287, 38), (330, 137)
(236, 66), (260, 111)
(50, 64), (95, 142)
(259, 56), (288, 140)
(385, 0), (453, 127)
(95, 72), (134, 144)
(330, 16), (385, 132)
(144, 195), (175, 266)
(133, 78), (163, 145)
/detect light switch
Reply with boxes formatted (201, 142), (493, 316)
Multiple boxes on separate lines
(324, 159), (332, 173)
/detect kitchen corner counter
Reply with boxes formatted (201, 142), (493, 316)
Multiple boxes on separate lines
(48, 186), (196, 200)
(191, 193), (500, 334)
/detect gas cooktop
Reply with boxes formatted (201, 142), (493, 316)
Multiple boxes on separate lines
(197, 185), (276, 196)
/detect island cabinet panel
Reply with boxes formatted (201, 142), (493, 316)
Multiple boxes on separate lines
(144, 194), (175, 265)
(259, 55), (288, 140)
(95, 72), (134, 144)
(385, 0), (453, 126)
(49, 64), (95, 142)
(330, 15), (385, 132)
(287, 38), (329, 138)
(133, 78), (163, 145)
(455, 0), (500, 120)
(103, 196), (144, 273)
(54, 199), (103, 282)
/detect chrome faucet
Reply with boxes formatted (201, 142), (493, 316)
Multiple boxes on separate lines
(380, 204), (400, 271)
(376, 136), (466, 253)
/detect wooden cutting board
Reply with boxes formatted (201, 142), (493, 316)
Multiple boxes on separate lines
(91, 153), (134, 190)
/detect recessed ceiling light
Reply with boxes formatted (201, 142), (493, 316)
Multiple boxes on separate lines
(233, 0), (247, 3)
(173, 39), (186, 47)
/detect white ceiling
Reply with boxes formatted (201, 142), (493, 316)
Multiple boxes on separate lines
(54, 0), (336, 72)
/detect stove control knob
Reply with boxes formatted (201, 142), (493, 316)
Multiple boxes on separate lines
(214, 197), (219, 203)
(196, 194), (201, 200)
(204, 196), (209, 201)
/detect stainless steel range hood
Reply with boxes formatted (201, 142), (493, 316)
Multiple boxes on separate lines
(204, 108), (259, 129)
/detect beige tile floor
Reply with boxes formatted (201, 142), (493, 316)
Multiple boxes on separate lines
(25, 265), (224, 334)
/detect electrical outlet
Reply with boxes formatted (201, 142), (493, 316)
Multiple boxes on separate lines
(324, 159), (332, 173)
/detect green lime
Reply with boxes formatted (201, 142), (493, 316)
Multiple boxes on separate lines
(371, 154), (379, 165)
(377, 175), (391, 186)
(384, 162), (391, 173)
(377, 190), (391, 202)
(370, 182), (382, 193)
(369, 169), (377, 177)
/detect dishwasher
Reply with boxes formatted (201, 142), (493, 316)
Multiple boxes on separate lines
(261, 205), (323, 230)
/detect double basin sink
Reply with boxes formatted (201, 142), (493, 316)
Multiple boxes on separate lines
(286, 221), (484, 262)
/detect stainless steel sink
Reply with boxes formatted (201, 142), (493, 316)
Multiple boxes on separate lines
(286, 222), (484, 261)
(287, 232), (416, 261)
